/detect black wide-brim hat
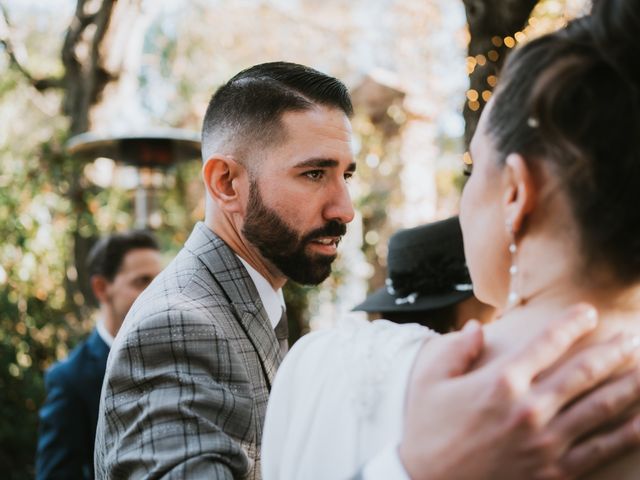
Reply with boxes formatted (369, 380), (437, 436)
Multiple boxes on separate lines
(353, 284), (472, 313)
(353, 216), (474, 314)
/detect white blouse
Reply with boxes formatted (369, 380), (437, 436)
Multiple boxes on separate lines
(262, 317), (436, 480)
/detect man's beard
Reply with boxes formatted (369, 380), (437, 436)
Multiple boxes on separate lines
(242, 180), (347, 285)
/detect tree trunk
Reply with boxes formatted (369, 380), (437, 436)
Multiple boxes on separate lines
(462, 0), (538, 147)
(60, 0), (147, 314)
(61, 0), (116, 135)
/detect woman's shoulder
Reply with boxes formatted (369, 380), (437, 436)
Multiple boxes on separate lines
(291, 316), (436, 354)
(273, 317), (438, 417)
(282, 317), (436, 378)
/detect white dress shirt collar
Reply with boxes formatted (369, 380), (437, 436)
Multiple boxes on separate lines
(237, 256), (286, 329)
(96, 317), (115, 348)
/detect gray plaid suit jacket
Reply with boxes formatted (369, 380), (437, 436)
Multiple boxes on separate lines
(94, 223), (283, 479)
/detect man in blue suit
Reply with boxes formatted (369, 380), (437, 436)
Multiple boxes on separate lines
(36, 230), (162, 479)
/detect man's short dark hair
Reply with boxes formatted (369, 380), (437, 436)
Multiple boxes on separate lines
(86, 230), (159, 282)
(201, 61), (353, 162)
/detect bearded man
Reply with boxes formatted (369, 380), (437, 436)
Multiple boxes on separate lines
(94, 62), (356, 479)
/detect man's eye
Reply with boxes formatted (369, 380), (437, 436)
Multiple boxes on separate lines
(344, 172), (354, 182)
(304, 170), (324, 181)
(133, 276), (152, 288)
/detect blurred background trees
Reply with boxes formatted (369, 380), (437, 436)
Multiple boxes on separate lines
(0, 0), (588, 476)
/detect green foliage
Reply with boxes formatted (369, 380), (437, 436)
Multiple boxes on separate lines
(0, 87), (78, 474)
(0, 111), (204, 478)
(0, 145), (61, 476)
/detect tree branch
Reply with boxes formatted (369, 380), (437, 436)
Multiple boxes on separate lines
(0, 3), (64, 90)
(61, 0), (120, 133)
(88, 0), (117, 102)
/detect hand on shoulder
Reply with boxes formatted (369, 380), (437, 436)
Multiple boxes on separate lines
(400, 305), (640, 480)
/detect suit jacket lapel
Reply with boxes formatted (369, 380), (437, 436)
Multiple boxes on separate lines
(185, 222), (282, 388)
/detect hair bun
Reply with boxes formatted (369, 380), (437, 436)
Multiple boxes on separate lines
(590, 0), (640, 86)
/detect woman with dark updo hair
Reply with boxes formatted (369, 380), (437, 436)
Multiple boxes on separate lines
(458, 1), (640, 478)
(262, 1), (640, 478)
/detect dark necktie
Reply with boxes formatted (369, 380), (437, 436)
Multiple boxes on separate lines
(274, 308), (289, 355)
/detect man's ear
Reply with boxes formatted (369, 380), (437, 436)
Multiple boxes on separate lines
(202, 155), (246, 213)
(502, 153), (537, 233)
(91, 275), (109, 304)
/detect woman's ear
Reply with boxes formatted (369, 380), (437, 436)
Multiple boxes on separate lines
(202, 155), (246, 213)
(502, 153), (537, 233)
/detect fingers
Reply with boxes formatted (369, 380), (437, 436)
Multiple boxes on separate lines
(447, 320), (484, 377)
(414, 320), (484, 382)
(534, 334), (639, 421)
(505, 303), (598, 382)
(438, 320), (484, 378)
(559, 414), (640, 478)
(552, 365), (640, 443)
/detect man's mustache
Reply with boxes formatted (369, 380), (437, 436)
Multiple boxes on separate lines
(302, 220), (347, 244)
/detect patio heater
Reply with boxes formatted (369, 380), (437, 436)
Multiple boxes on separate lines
(66, 129), (201, 229)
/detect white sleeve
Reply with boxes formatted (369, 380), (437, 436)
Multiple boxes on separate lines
(362, 444), (411, 480)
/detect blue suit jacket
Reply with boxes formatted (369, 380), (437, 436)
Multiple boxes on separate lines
(36, 329), (110, 479)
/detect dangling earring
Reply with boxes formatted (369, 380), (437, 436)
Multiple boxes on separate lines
(506, 220), (522, 309)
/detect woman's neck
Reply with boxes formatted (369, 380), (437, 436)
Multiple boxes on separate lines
(481, 234), (640, 364)
(484, 288), (640, 368)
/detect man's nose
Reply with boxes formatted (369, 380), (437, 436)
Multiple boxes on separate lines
(324, 180), (355, 225)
